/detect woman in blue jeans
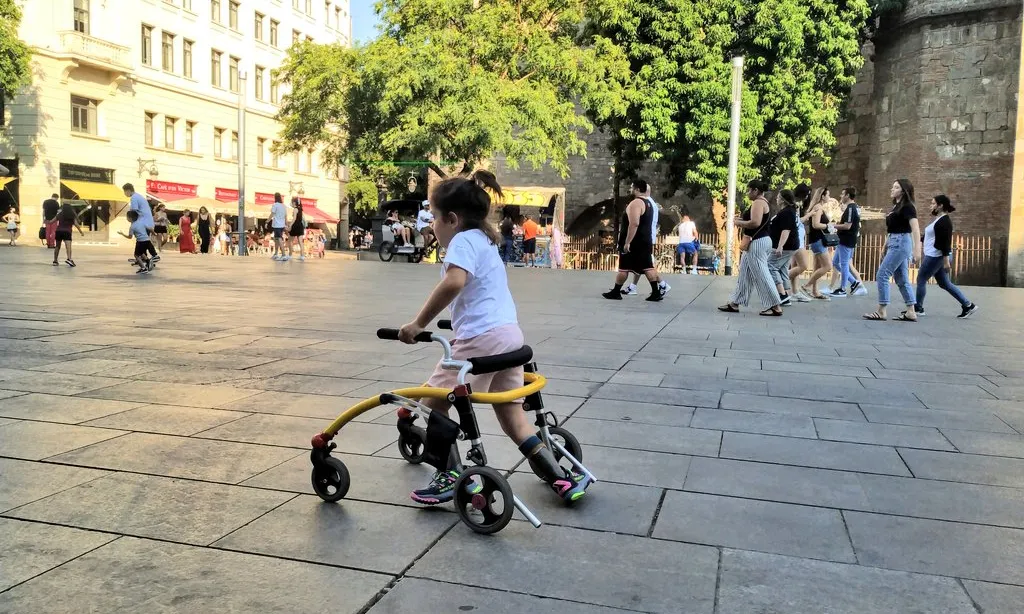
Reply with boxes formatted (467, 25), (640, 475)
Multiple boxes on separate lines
(864, 179), (921, 322)
(915, 195), (979, 318)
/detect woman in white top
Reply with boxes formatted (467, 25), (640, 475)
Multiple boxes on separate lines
(3, 207), (19, 246)
(914, 195), (977, 318)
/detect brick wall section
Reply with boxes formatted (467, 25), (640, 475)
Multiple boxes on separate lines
(816, 0), (1022, 285)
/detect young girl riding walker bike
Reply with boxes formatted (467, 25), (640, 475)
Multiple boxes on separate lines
(397, 170), (592, 505)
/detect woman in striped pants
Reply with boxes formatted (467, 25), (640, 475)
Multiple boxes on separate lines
(719, 180), (783, 316)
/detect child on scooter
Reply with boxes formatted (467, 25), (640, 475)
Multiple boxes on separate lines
(397, 170), (592, 505)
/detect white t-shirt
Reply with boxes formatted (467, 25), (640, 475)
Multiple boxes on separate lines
(129, 219), (150, 241)
(677, 220), (697, 243)
(270, 202), (287, 228)
(923, 214), (945, 258)
(416, 209), (434, 231)
(442, 229), (518, 340)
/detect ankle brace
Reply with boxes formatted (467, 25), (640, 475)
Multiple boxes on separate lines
(518, 435), (562, 483)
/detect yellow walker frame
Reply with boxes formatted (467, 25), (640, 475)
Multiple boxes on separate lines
(309, 324), (596, 535)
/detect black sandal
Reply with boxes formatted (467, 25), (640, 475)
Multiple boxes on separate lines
(760, 308), (783, 316)
(718, 304), (739, 313)
(893, 311), (917, 322)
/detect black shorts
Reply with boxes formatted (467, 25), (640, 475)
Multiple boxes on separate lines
(523, 238), (536, 254)
(153, 225), (167, 234)
(55, 229), (72, 242)
(273, 227), (285, 239)
(134, 240), (154, 257)
(618, 248), (655, 274)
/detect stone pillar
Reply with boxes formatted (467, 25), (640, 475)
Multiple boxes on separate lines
(1008, 19), (1024, 286)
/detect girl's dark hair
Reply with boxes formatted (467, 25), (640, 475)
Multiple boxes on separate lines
(747, 179), (769, 194)
(127, 210), (139, 221)
(893, 178), (915, 210)
(430, 169), (503, 244)
(778, 189), (797, 208)
(794, 183), (811, 214)
(934, 194), (955, 212)
(58, 203), (76, 222)
(183, 209), (191, 217)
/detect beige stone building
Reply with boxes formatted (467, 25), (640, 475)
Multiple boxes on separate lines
(0, 0), (351, 242)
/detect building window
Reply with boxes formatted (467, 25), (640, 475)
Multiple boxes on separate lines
(231, 131), (239, 161)
(228, 1), (239, 30)
(183, 0), (192, 9)
(144, 112), (155, 145)
(306, 149), (314, 173)
(71, 96), (98, 135)
(185, 121), (195, 152)
(211, 0), (220, 22)
(256, 137), (266, 166)
(270, 19), (279, 46)
(270, 70), (279, 104)
(183, 39), (193, 78)
(161, 32), (175, 71)
(211, 50), (222, 87)
(229, 56), (240, 93)
(325, 1), (330, 23)
(254, 12), (264, 41)
(272, 141), (282, 168)
(293, 151), (301, 172)
(73, 0), (90, 34)
(335, 6), (341, 30)
(292, 0), (299, 9)
(254, 66), (265, 100)
(165, 116), (177, 149)
(141, 25), (153, 66)
(306, 0), (312, 15)
(214, 127), (224, 158)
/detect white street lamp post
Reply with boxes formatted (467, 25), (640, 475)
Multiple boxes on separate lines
(725, 56), (744, 276)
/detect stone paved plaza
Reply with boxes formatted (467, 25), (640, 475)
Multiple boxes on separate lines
(1, 246), (1024, 613)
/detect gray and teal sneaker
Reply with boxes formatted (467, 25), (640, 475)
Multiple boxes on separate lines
(551, 471), (592, 503)
(410, 470), (482, 505)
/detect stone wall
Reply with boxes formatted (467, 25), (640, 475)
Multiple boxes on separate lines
(815, 0), (1022, 285)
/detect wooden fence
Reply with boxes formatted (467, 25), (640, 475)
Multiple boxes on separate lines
(562, 231), (1001, 285)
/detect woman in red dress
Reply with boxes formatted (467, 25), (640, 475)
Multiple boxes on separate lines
(178, 209), (196, 253)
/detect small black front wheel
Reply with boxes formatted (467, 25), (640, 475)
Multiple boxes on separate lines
(311, 457), (350, 502)
(529, 426), (583, 480)
(454, 466), (515, 535)
(378, 241), (395, 262)
(397, 427), (427, 464)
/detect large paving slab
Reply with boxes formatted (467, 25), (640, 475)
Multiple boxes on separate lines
(0, 517), (116, 591)
(0, 537), (391, 614)
(368, 577), (633, 613)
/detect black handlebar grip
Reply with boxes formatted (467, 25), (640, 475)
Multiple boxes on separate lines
(376, 328), (434, 343)
(437, 319), (453, 330)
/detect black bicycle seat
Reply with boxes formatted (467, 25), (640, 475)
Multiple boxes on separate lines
(468, 346), (533, 375)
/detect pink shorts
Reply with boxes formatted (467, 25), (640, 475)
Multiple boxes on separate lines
(425, 324), (525, 399)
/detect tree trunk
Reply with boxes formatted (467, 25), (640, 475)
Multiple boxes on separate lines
(611, 147), (622, 250)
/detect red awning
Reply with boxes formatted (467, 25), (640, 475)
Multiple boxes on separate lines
(300, 203), (338, 224)
(146, 179), (197, 201)
(215, 187), (239, 202)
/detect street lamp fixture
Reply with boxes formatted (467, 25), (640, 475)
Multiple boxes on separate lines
(289, 181), (305, 195)
(137, 158), (159, 176)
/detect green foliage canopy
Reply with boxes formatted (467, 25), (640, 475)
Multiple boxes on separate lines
(0, 0), (31, 95)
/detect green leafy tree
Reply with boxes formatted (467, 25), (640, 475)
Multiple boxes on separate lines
(343, 177), (380, 216)
(275, 0), (629, 182)
(0, 0), (31, 97)
(587, 0), (872, 198)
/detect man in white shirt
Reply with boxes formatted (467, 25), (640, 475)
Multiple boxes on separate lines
(676, 215), (698, 274)
(270, 192), (288, 260)
(416, 201), (435, 248)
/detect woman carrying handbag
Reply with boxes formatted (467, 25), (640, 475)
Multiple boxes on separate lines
(719, 180), (783, 316)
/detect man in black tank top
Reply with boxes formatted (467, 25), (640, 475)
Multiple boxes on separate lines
(603, 179), (664, 301)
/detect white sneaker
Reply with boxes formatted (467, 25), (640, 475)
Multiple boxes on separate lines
(281, 255), (291, 261)
(691, 269), (699, 275)
(853, 285), (868, 296)
(299, 255), (306, 261)
(621, 284), (638, 296)
(271, 254), (280, 261)
(794, 292), (811, 303)
(660, 282), (671, 295)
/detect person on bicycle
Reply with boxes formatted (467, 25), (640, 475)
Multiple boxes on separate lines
(416, 200), (435, 249)
(398, 170), (592, 505)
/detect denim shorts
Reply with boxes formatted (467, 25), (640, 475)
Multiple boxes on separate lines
(809, 240), (826, 255)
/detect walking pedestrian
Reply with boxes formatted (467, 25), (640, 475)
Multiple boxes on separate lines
(719, 180), (783, 315)
(676, 214), (699, 274)
(864, 178), (921, 322)
(196, 207), (212, 253)
(499, 210), (515, 263)
(4, 207), (19, 246)
(123, 184), (159, 266)
(621, 185), (670, 296)
(178, 209), (196, 253)
(269, 194), (288, 260)
(829, 187), (863, 298)
(42, 194), (60, 249)
(117, 210), (155, 273)
(289, 200), (306, 261)
(521, 214), (539, 267)
(602, 179), (664, 301)
(53, 203), (84, 267)
(788, 183), (812, 302)
(152, 204), (169, 252)
(915, 195), (978, 318)
(804, 187), (832, 300)
(768, 189), (800, 305)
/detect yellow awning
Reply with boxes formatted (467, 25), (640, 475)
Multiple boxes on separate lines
(0, 177), (15, 188)
(60, 179), (126, 202)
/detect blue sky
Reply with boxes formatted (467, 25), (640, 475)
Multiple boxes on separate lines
(351, 0), (381, 44)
